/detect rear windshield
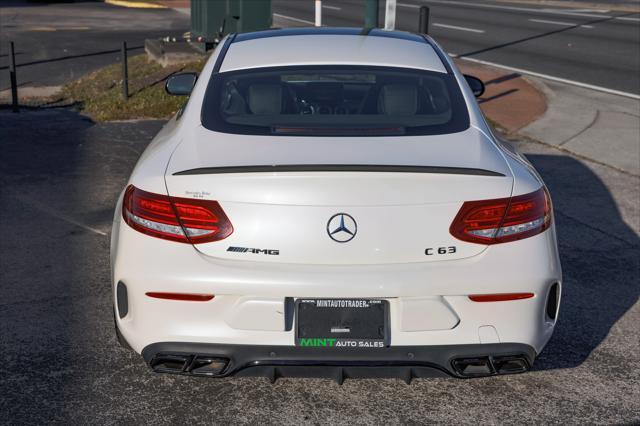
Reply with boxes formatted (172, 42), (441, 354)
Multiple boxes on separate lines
(201, 66), (469, 136)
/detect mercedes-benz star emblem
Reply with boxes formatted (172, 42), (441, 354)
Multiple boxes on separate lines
(327, 213), (357, 243)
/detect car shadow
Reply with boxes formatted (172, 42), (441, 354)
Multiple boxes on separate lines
(0, 108), (164, 422)
(478, 88), (519, 104)
(522, 153), (639, 370)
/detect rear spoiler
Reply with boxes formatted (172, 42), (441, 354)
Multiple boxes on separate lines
(173, 165), (505, 177)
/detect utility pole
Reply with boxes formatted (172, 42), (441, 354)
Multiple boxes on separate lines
(315, 0), (322, 26)
(364, 0), (379, 28)
(384, 0), (396, 30)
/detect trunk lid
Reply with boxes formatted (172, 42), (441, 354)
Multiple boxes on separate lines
(165, 127), (512, 264)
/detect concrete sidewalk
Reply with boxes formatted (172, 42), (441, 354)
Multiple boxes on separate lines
(521, 80), (640, 176)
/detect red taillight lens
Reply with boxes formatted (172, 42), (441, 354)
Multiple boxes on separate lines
(146, 292), (215, 301)
(450, 187), (552, 245)
(122, 185), (233, 244)
(469, 293), (535, 302)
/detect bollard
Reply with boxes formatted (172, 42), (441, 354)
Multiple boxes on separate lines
(9, 41), (18, 113)
(364, 0), (379, 28)
(121, 41), (129, 100)
(384, 0), (397, 30)
(315, 0), (322, 27)
(419, 6), (430, 34)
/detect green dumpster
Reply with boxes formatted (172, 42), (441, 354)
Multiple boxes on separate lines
(191, 0), (272, 47)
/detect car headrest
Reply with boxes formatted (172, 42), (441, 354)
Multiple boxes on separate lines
(248, 84), (282, 115)
(378, 84), (418, 115)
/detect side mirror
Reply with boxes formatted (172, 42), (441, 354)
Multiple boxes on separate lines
(464, 74), (485, 98)
(165, 72), (198, 96)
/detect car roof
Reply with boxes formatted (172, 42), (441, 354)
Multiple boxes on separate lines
(219, 27), (448, 74)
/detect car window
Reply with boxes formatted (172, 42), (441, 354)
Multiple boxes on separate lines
(202, 66), (469, 136)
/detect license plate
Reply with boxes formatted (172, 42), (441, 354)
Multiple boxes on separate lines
(295, 299), (389, 348)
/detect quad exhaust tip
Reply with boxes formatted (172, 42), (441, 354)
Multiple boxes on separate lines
(452, 354), (530, 377)
(150, 353), (229, 377)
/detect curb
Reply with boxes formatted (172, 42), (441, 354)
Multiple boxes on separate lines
(104, 0), (167, 9)
(145, 39), (205, 68)
(454, 59), (548, 134)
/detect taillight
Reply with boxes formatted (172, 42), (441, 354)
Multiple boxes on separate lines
(122, 185), (233, 244)
(450, 187), (552, 244)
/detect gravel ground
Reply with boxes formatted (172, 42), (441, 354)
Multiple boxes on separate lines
(0, 109), (638, 424)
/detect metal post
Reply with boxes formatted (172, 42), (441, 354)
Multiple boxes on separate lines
(419, 6), (430, 34)
(364, 0), (379, 28)
(9, 42), (18, 113)
(121, 41), (128, 100)
(315, 0), (322, 27)
(384, 0), (396, 30)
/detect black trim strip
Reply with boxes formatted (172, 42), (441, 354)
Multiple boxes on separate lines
(173, 165), (504, 177)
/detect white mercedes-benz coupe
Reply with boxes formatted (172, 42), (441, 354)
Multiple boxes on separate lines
(111, 28), (562, 381)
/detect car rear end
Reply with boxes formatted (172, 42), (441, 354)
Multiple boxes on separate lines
(111, 29), (561, 380)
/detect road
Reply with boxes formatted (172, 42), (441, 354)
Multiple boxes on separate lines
(272, 0), (640, 95)
(0, 108), (638, 424)
(0, 1), (189, 91)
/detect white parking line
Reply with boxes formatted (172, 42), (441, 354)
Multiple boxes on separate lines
(449, 54), (640, 100)
(615, 16), (640, 22)
(322, 5), (341, 11)
(529, 19), (593, 28)
(433, 23), (485, 33)
(8, 191), (109, 236)
(273, 13), (315, 25)
(570, 9), (610, 13)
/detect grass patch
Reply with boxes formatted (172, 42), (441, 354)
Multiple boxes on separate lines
(59, 54), (206, 121)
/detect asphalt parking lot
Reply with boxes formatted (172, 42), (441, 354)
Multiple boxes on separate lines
(0, 109), (638, 424)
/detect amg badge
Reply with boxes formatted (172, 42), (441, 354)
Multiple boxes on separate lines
(227, 246), (280, 255)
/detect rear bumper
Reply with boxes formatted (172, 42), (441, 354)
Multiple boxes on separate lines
(112, 207), (562, 356)
(141, 341), (536, 381)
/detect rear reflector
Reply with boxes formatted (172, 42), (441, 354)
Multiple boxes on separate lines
(546, 283), (560, 320)
(122, 185), (233, 244)
(469, 293), (534, 302)
(450, 187), (552, 245)
(146, 292), (215, 302)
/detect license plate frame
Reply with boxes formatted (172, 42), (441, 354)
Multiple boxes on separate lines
(294, 298), (390, 349)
